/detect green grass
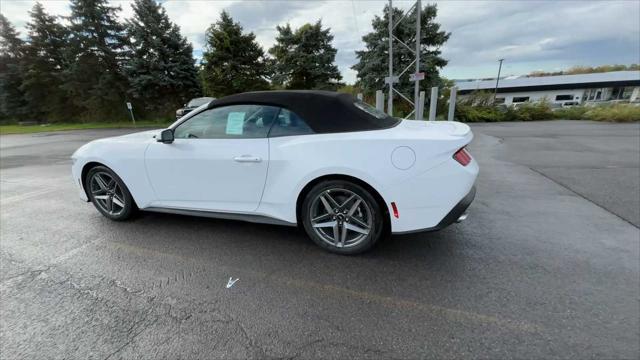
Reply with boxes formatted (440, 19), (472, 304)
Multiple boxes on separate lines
(0, 121), (172, 135)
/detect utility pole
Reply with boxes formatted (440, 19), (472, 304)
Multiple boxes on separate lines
(414, 0), (421, 120)
(388, 0), (394, 116)
(493, 58), (504, 103)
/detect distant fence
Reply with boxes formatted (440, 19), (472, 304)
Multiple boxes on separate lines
(358, 87), (459, 121)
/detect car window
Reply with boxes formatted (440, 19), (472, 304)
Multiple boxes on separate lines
(174, 104), (279, 139)
(353, 100), (389, 119)
(187, 98), (213, 107)
(269, 108), (314, 137)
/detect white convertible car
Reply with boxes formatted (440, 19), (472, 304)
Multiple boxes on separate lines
(72, 91), (478, 254)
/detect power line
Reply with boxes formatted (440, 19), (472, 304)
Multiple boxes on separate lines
(351, 0), (360, 35)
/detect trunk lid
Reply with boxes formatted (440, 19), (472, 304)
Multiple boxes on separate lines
(397, 119), (471, 138)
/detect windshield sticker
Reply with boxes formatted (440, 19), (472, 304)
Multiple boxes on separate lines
(226, 112), (245, 135)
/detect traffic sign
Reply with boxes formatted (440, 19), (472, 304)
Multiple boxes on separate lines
(410, 72), (425, 81)
(126, 102), (135, 125)
(384, 76), (400, 84)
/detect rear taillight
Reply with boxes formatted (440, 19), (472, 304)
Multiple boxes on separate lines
(453, 148), (472, 166)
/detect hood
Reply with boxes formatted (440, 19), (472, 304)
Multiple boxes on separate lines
(89, 129), (161, 145)
(114, 129), (161, 139)
(71, 129), (160, 160)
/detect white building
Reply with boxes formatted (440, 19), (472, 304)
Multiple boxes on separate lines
(456, 71), (640, 106)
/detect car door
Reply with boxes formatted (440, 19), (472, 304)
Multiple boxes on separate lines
(144, 104), (279, 213)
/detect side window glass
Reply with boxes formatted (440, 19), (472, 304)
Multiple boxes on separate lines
(269, 108), (314, 137)
(174, 104), (279, 139)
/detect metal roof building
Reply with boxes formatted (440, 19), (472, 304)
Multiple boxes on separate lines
(455, 71), (640, 106)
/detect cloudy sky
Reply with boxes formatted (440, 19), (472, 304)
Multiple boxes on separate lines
(2, 0), (639, 83)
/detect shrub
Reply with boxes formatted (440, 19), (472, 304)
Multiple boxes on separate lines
(582, 104), (640, 122)
(455, 104), (506, 122)
(553, 106), (589, 120)
(510, 101), (554, 121)
(454, 101), (639, 123)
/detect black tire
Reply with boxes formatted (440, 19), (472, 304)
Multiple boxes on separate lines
(301, 180), (384, 255)
(85, 165), (136, 221)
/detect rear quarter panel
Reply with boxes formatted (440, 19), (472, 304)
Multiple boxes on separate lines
(258, 121), (477, 232)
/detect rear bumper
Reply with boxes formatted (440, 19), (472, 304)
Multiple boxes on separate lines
(393, 186), (476, 235)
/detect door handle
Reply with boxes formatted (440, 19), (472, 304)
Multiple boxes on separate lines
(233, 155), (262, 163)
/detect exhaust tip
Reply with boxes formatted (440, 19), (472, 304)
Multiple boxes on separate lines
(456, 212), (468, 223)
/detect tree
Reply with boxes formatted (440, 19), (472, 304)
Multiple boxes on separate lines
(529, 64), (640, 77)
(64, 0), (129, 121)
(201, 11), (269, 97)
(126, 0), (200, 118)
(352, 4), (450, 108)
(0, 15), (28, 122)
(269, 21), (342, 90)
(21, 3), (69, 122)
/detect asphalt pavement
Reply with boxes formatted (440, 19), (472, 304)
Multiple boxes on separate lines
(1, 120), (638, 359)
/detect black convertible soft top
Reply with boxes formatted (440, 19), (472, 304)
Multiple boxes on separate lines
(206, 90), (399, 134)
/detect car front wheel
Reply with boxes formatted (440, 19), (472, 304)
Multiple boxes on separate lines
(302, 180), (384, 255)
(85, 166), (136, 221)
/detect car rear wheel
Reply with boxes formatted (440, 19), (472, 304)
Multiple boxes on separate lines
(302, 180), (384, 254)
(85, 166), (136, 221)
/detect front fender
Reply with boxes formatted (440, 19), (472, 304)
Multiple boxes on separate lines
(71, 139), (156, 208)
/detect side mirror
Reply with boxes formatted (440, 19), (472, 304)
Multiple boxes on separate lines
(158, 129), (174, 144)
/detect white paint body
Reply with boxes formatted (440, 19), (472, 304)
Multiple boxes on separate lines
(72, 119), (478, 233)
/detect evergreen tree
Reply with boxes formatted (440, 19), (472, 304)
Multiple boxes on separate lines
(0, 15), (27, 122)
(201, 11), (270, 97)
(352, 4), (450, 102)
(126, 0), (200, 118)
(21, 3), (69, 122)
(269, 21), (342, 90)
(64, 0), (129, 121)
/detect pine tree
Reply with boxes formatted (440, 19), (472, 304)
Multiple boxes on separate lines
(201, 11), (270, 97)
(21, 2), (69, 122)
(268, 21), (342, 90)
(126, 0), (200, 118)
(0, 15), (28, 122)
(64, 0), (129, 121)
(352, 4), (450, 101)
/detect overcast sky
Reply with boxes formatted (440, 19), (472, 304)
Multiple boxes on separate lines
(2, 0), (639, 83)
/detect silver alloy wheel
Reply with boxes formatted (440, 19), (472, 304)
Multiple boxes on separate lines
(89, 171), (126, 216)
(309, 188), (372, 248)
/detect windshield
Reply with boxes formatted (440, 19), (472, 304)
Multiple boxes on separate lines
(353, 100), (400, 126)
(187, 97), (213, 107)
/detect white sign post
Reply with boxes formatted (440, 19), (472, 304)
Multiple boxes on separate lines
(448, 87), (457, 122)
(126, 102), (136, 125)
(428, 87), (438, 121)
(375, 90), (385, 112)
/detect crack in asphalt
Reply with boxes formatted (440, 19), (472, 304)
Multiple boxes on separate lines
(103, 314), (159, 360)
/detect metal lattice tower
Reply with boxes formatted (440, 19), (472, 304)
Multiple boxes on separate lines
(385, 0), (423, 120)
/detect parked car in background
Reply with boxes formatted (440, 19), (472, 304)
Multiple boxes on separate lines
(72, 91), (478, 254)
(176, 97), (215, 119)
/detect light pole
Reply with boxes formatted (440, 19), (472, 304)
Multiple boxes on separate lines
(388, 0), (393, 116)
(493, 58), (504, 103)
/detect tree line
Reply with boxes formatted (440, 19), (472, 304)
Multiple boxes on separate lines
(0, 1), (448, 123)
(528, 64), (640, 77)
